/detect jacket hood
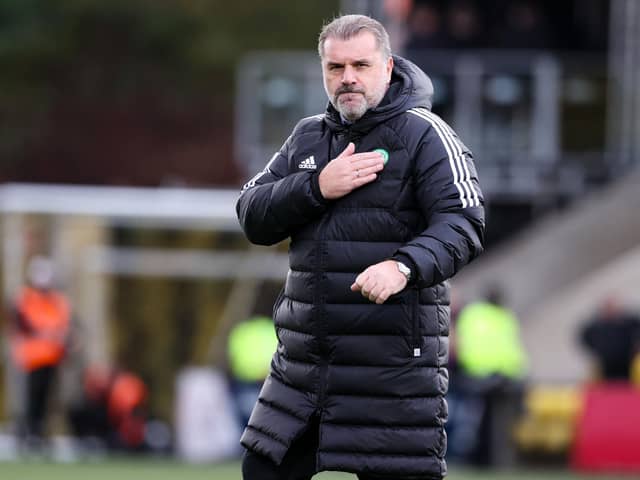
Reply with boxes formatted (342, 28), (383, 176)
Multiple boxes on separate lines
(324, 55), (434, 133)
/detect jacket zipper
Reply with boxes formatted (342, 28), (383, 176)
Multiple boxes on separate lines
(315, 233), (328, 409)
(317, 129), (355, 409)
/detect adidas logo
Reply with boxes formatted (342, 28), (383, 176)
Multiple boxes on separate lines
(298, 156), (317, 170)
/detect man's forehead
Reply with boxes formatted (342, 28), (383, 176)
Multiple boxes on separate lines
(322, 31), (381, 62)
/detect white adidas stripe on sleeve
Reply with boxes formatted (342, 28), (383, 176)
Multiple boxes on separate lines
(242, 151), (280, 191)
(408, 107), (480, 208)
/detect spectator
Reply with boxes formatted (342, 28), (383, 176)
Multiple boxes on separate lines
(68, 364), (148, 452)
(226, 315), (278, 430)
(491, 0), (555, 49)
(580, 296), (640, 381)
(8, 256), (75, 451)
(455, 286), (528, 380)
(448, 285), (527, 467)
(382, 0), (413, 54)
(405, 1), (450, 50)
(446, 0), (484, 49)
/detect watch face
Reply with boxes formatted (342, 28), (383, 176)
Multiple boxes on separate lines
(397, 261), (411, 279)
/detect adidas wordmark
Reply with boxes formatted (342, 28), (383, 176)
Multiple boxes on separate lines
(298, 156), (317, 170)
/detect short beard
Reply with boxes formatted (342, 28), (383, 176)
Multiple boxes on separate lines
(331, 83), (388, 122)
(336, 101), (367, 122)
(332, 86), (367, 121)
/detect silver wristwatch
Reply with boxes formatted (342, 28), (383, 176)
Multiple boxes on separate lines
(396, 261), (412, 282)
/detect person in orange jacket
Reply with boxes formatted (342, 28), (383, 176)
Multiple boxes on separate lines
(67, 364), (148, 451)
(8, 256), (74, 445)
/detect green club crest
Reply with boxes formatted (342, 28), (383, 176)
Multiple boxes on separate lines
(374, 148), (389, 165)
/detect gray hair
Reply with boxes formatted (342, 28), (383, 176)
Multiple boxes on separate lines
(318, 14), (392, 59)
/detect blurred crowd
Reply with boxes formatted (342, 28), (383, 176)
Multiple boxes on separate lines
(385, 0), (606, 54)
(446, 287), (640, 469)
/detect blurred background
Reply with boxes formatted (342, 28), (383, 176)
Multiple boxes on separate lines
(0, 0), (639, 478)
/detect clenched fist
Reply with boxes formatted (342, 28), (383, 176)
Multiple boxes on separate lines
(350, 260), (408, 304)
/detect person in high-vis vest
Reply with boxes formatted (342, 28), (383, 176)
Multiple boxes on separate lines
(455, 291), (528, 381)
(227, 315), (278, 430)
(448, 286), (528, 467)
(9, 256), (73, 445)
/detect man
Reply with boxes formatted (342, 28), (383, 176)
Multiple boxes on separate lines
(236, 14), (484, 480)
(580, 295), (640, 381)
(227, 315), (278, 430)
(9, 256), (73, 449)
(455, 286), (528, 381)
(450, 286), (527, 466)
(68, 364), (148, 452)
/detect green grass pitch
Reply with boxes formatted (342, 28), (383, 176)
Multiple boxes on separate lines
(0, 459), (634, 480)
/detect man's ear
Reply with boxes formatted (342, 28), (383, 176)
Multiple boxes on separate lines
(386, 56), (394, 81)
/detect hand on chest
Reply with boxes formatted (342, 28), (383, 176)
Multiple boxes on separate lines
(293, 135), (411, 208)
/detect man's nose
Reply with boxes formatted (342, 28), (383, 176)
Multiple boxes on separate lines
(341, 66), (356, 84)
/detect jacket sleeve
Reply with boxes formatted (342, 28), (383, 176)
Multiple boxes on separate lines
(235, 132), (329, 246)
(393, 123), (485, 287)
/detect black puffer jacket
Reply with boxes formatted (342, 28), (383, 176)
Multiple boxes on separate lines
(236, 55), (485, 479)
